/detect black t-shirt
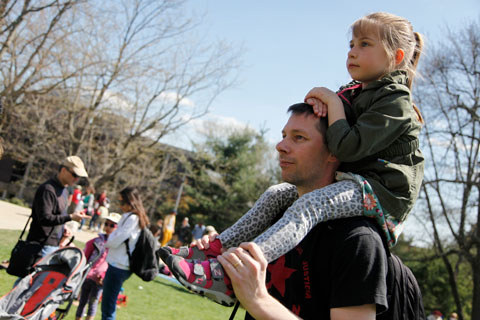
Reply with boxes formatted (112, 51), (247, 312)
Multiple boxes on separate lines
(246, 217), (388, 320)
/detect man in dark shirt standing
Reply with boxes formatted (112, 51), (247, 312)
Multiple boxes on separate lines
(27, 156), (89, 257)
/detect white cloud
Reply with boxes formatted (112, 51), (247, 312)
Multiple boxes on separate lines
(162, 114), (256, 150)
(158, 92), (195, 108)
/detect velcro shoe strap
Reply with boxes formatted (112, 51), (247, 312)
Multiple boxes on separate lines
(193, 259), (205, 277)
(209, 259), (224, 280)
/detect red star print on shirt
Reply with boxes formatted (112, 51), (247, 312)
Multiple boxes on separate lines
(266, 255), (297, 297)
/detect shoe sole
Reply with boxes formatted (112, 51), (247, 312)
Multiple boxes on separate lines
(170, 265), (236, 307)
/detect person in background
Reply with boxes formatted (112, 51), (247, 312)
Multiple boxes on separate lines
(155, 218), (164, 245)
(101, 187), (149, 320)
(427, 310), (444, 320)
(93, 205), (109, 232)
(75, 213), (121, 320)
(176, 217), (191, 247)
(90, 190), (109, 231)
(161, 211), (176, 247)
(79, 186), (95, 231)
(69, 185), (83, 215)
(205, 225), (217, 238)
(26, 156), (88, 257)
(191, 222), (205, 244)
(448, 312), (458, 320)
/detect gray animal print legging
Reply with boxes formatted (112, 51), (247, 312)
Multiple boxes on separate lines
(218, 180), (363, 262)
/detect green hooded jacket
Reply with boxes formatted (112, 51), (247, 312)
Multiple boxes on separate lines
(327, 70), (424, 221)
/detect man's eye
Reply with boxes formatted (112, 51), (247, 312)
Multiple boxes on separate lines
(294, 135), (305, 141)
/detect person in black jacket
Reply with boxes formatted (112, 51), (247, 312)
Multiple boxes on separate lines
(176, 217), (191, 247)
(26, 156), (89, 257)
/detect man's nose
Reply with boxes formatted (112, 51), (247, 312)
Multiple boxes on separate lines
(276, 139), (288, 153)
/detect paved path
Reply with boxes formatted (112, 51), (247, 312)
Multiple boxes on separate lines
(0, 200), (97, 243)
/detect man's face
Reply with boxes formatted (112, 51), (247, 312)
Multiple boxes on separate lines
(58, 167), (80, 186)
(276, 113), (332, 195)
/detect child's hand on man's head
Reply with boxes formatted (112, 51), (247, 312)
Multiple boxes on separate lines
(305, 97), (327, 117)
(305, 87), (345, 124)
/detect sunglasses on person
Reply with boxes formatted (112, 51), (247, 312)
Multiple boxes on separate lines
(67, 168), (79, 178)
(104, 222), (117, 228)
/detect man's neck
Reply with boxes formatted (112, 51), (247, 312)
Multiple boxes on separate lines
(296, 173), (336, 197)
(56, 173), (67, 187)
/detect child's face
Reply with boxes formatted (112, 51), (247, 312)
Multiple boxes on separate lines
(104, 221), (117, 235)
(347, 32), (389, 86)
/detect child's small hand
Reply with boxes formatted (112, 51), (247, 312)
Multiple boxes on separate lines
(193, 232), (219, 250)
(305, 97), (327, 117)
(305, 87), (344, 124)
(305, 87), (339, 107)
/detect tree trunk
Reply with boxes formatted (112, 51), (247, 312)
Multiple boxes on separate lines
(472, 261), (480, 320)
(16, 154), (34, 199)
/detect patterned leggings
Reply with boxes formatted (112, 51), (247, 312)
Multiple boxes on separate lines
(219, 180), (364, 262)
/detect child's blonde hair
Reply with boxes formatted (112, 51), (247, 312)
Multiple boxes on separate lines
(351, 12), (423, 89)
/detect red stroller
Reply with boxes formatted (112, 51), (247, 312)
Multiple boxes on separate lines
(0, 246), (97, 320)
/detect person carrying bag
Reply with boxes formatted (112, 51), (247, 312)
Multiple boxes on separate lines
(7, 216), (53, 278)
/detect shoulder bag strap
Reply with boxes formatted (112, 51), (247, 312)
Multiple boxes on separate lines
(18, 215), (32, 241)
(124, 238), (132, 260)
(229, 301), (240, 320)
(123, 213), (135, 259)
(19, 212), (60, 246)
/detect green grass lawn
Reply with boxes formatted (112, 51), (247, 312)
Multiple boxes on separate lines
(0, 229), (245, 320)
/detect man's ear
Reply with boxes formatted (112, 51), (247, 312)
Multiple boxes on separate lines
(327, 153), (338, 163)
(395, 49), (405, 66)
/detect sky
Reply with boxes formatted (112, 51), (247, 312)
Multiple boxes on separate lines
(164, 0), (479, 152)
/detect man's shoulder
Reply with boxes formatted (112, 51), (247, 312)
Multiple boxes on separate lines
(308, 217), (386, 251)
(39, 177), (63, 190)
(35, 178), (55, 194)
(322, 217), (383, 237)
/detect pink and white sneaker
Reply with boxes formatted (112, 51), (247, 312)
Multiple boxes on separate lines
(166, 255), (236, 307)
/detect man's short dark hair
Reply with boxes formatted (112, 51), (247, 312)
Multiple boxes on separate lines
(287, 103), (328, 138)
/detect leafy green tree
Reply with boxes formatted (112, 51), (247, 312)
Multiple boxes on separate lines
(184, 125), (279, 231)
(393, 237), (472, 315)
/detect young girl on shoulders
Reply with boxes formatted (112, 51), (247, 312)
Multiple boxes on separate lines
(162, 12), (425, 306)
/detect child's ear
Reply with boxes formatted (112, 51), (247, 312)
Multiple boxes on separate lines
(395, 49), (405, 65)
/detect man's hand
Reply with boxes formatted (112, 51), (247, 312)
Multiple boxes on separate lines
(218, 243), (269, 306)
(70, 211), (88, 222)
(63, 225), (73, 238)
(218, 243), (301, 320)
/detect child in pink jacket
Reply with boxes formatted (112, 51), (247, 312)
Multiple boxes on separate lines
(75, 213), (121, 320)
